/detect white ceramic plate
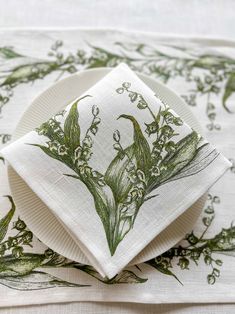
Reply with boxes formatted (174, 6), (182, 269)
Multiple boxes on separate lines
(9, 68), (207, 266)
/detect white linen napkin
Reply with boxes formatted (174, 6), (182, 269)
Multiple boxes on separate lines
(1, 63), (231, 279)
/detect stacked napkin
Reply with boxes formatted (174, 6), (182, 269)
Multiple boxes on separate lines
(1, 64), (231, 279)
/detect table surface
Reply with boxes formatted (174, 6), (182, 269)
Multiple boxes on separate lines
(0, 1), (234, 313)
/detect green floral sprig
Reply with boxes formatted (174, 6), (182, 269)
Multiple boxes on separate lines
(1, 41), (235, 130)
(184, 71), (224, 131)
(115, 43), (235, 130)
(0, 196), (33, 259)
(0, 40), (87, 115)
(0, 193), (235, 288)
(146, 194), (235, 285)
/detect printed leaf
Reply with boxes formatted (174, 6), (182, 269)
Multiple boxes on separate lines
(222, 72), (235, 113)
(162, 131), (199, 167)
(193, 55), (229, 70)
(86, 183), (117, 254)
(145, 260), (182, 285)
(0, 196), (15, 243)
(72, 263), (147, 284)
(105, 114), (151, 203)
(0, 254), (45, 277)
(118, 114), (152, 174)
(104, 115), (153, 253)
(0, 62), (55, 87)
(105, 145), (136, 203)
(64, 95), (91, 150)
(68, 171), (117, 255)
(107, 270), (147, 284)
(209, 226), (235, 252)
(86, 45), (122, 68)
(0, 47), (23, 59)
(71, 263), (102, 280)
(164, 143), (219, 183)
(0, 271), (88, 290)
(64, 96), (89, 150)
(148, 131), (200, 192)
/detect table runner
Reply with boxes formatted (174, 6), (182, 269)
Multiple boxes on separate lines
(0, 29), (235, 307)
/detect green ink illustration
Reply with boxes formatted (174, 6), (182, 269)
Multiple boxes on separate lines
(1, 40), (235, 141)
(32, 84), (218, 255)
(0, 196), (89, 290)
(146, 193), (235, 285)
(0, 192), (234, 290)
(0, 196), (146, 290)
(0, 38), (235, 292)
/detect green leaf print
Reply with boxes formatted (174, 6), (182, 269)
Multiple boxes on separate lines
(0, 271), (88, 290)
(64, 95), (91, 149)
(1, 40), (235, 129)
(0, 193), (234, 288)
(0, 196), (15, 243)
(0, 254), (45, 277)
(223, 72), (235, 112)
(0, 47), (23, 59)
(145, 258), (182, 285)
(147, 131), (200, 192)
(32, 84), (218, 256)
(0, 40), (235, 290)
(71, 262), (147, 284)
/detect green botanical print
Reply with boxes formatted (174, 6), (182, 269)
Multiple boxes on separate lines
(114, 43), (235, 130)
(0, 196), (147, 289)
(32, 85), (218, 255)
(0, 193), (234, 290)
(0, 196), (89, 290)
(0, 196), (31, 256)
(145, 194), (232, 285)
(1, 40), (235, 140)
(0, 38), (234, 292)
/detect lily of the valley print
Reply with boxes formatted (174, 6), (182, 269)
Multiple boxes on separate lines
(31, 82), (219, 255)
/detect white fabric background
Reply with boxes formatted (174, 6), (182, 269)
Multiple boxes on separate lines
(0, 1), (234, 313)
(0, 0), (234, 40)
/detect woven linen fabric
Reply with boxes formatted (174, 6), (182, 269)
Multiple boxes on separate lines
(0, 30), (235, 307)
(1, 62), (231, 279)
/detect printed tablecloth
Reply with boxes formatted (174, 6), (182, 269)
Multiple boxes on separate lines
(0, 29), (235, 307)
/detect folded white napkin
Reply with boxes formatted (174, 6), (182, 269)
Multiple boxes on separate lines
(1, 63), (231, 278)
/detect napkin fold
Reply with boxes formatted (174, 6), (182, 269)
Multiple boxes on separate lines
(1, 63), (231, 279)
